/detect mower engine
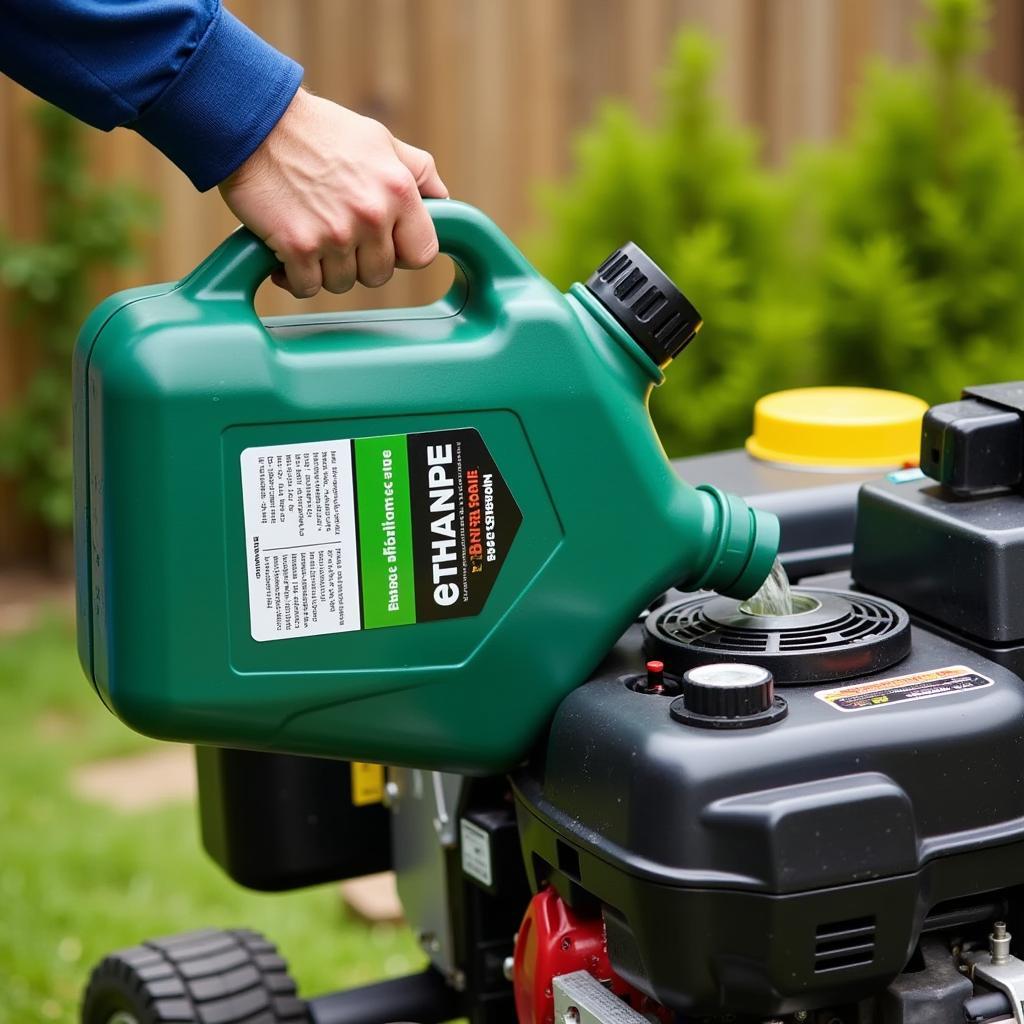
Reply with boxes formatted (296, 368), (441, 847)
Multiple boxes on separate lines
(511, 381), (1024, 1024)
(82, 383), (1024, 1024)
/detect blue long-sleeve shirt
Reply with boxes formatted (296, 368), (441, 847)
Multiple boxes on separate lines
(2, 1), (304, 191)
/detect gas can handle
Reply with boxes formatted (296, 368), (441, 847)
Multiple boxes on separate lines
(179, 199), (537, 312)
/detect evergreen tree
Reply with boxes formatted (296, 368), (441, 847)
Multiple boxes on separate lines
(529, 0), (1024, 455)
(806, 0), (1024, 399)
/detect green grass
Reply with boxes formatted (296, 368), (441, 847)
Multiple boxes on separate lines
(0, 610), (423, 1023)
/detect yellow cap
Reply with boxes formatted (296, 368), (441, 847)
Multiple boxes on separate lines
(745, 387), (928, 470)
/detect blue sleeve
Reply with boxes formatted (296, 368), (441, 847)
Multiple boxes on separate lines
(1, 1), (304, 191)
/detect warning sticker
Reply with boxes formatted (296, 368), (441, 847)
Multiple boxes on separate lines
(240, 429), (521, 642)
(350, 762), (385, 806)
(815, 665), (994, 713)
(460, 818), (493, 887)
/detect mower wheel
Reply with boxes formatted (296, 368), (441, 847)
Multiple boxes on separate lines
(81, 927), (308, 1023)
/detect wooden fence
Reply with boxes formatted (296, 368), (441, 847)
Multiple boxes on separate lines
(1, 0), (1023, 564)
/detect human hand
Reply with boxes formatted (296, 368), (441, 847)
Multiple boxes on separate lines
(219, 89), (449, 297)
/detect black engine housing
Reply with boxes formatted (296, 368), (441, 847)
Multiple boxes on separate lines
(512, 587), (1024, 1014)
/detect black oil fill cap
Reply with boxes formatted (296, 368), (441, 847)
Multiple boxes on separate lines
(586, 243), (702, 367)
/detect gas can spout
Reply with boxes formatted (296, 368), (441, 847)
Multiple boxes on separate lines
(679, 485), (780, 600)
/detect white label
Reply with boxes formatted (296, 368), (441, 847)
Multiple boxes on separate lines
(241, 440), (361, 641)
(460, 818), (493, 887)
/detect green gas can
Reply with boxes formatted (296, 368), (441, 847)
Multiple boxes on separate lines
(73, 200), (778, 773)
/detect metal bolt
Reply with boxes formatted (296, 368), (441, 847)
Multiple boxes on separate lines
(563, 1008), (580, 1024)
(418, 931), (441, 954)
(991, 920), (1012, 965)
(503, 955), (515, 982)
(383, 780), (400, 804)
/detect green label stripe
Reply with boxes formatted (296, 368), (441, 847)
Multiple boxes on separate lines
(354, 434), (416, 629)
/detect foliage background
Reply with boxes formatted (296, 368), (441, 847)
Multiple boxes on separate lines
(4, 0), (1024, 562)
(0, 108), (154, 539)
(531, 0), (1024, 456)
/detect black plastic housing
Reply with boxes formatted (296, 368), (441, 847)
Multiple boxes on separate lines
(920, 398), (1022, 494)
(196, 747), (391, 891)
(512, 586), (1024, 1014)
(920, 382), (1024, 495)
(853, 474), (1024, 643)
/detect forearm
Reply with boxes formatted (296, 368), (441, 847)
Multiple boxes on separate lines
(1, 0), (448, 299)
(0, 0), (303, 191)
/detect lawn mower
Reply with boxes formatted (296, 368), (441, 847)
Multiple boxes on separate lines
(81, 379), (1024, 1024)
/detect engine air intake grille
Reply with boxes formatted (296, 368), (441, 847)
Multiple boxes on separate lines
(644, 588), (910, 685)
(814, 916), (876, 973)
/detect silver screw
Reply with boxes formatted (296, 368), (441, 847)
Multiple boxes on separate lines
(502, 955), (515, 982)
(991, 921), (1012, 965)
(563, 1008), (580, 1024)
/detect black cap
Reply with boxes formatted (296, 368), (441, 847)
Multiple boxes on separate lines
(920, 383), (1024, 496)
(586, 243), (702, 367)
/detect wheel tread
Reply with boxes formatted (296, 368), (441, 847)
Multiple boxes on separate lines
(136, 961), (176, 982)
(152, 997), (196, 1021)
(188, 964), (261, 1001)
(147, 977), (188, 998)
(81, 927), (308, 1023)
(271, 995), (306, 1019)
(252, 953), (286, 972)
(158, 934), (239, 963)
(238, 1013), (277, 1024)
(177, 947), (249, 979)
(262, 974), (293, 995)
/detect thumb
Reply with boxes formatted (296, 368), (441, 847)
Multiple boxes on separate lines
(394, 139), (449, 198)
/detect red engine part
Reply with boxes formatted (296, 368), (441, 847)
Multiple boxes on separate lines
(512, 887), (668, 1024)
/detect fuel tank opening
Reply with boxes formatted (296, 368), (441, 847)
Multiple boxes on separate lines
(644, 587), (910, 685)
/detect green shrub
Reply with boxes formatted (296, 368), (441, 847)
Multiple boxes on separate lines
(803, 0), (1024, 400)
(0, 106), (156, 539)
(529, 0), (1024, 456)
